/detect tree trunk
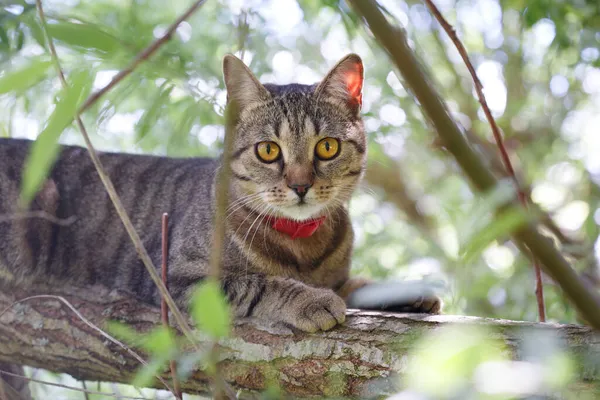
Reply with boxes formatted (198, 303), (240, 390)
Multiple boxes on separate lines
(0, 284), (598, 398)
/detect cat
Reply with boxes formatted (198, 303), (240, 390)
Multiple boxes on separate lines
(0, 54), (440, 333)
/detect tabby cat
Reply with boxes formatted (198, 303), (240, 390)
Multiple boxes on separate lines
(0, 54), (440, 333)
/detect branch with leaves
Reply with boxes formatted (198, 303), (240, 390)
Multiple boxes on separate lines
(31, 0), (236, 397)
(422, 0), (546, 322)
(348, 0), (600, 329)
(33, 0), (205, 347)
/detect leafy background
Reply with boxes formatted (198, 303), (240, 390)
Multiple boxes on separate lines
(1, 0), (600, 398)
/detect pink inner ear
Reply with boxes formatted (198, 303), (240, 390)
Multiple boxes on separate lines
(343, 67), (363, 107)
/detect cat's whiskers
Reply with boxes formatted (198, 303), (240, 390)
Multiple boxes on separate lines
(226, 192), (262, 211)
(323, 203), (334, 229)
(224, 197), (263, 224)
(261, 205), (273, 250)
(228, 201), (268, 255)
(335, 186), (355, 204)
(354, 181), (377, 197)
(241, 204), (272, 276)
(245, 204), (274, 275)
(224, 200), (265, 256)
(239, 202), (270, 270)
(328, 202), (342, 227)
(225, 192), (265, 220)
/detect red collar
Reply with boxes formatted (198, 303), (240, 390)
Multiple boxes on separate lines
(269, 216), (326, 239)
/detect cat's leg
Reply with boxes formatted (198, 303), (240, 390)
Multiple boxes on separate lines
(1, 178), (59, 285)
(224, 273), (347, 332)
(337, 278), (442, 314)
(176, 273), (346, 333)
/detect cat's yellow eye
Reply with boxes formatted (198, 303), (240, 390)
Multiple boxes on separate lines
(255, 141), (281, 163)
(315, 138), (340, 160)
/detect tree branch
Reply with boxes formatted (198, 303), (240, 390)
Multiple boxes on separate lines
(77, 0), (208, 115)
(347, 0), (600, 329)
(422, 0), (546, 322)
(35, 0), (203, 347)
(1, 285), (598, 397)
(160, 213), (182, 400)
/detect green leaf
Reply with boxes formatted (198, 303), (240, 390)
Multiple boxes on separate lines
(0, 58), (52, 94)
(0, 26), (10, 51)
(169, 100), (198, 150)
(135, 83), (174, 140)
(191, 279), (231, 338)
(132, 357), (169, 388)
(106, 321), (141, 344)
(461, 206), (533, 262)
(139, 326), (175, 355)
(16, 28), (25, 51)
(20, 70), (91, 205)
(47, 22), (121, 53)
(21, 14), (46, 48)
(108, 323), (177, 388)
(108, 323), (175, 354)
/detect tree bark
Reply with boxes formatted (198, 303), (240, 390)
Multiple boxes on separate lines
(0, 284), (598, 398)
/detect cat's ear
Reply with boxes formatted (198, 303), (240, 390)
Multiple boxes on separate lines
(222, 54), (270, 111)
(315, 53), (364, 114)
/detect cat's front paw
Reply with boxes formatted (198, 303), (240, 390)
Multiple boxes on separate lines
(285, 288), (346, 333)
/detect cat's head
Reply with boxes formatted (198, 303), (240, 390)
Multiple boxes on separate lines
(223, 54), (366, 221)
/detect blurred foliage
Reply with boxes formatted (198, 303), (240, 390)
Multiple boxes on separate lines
(394, 324), (592, 399)
(106, 279), (231, 390)
(2, 0), (600, 397)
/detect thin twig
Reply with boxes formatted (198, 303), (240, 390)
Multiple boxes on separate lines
(209, 104), (238, 280)
(206, 104), (239, 400)
(161, 214), (170, 330)
(0, 371), (149, 400)
(37, 1), (239, 396)
(0, 295), (174, 394)
(81, 380), (90, 400)
(347, 0), (600, 329)
(161, 213), (182, 400)
(421, 0), (546, 322)
(77, 0), (208, 115)
(0, 211), (76, 226)
(463, 129), (580, 247)
(237, 11), (249, 61)
(35, 0), (201, 347)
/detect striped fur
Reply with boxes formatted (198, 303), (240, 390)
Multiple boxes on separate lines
(0, 54), (439, 333)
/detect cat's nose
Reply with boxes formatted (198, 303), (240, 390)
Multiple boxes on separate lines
(288, 183), (312, 198)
